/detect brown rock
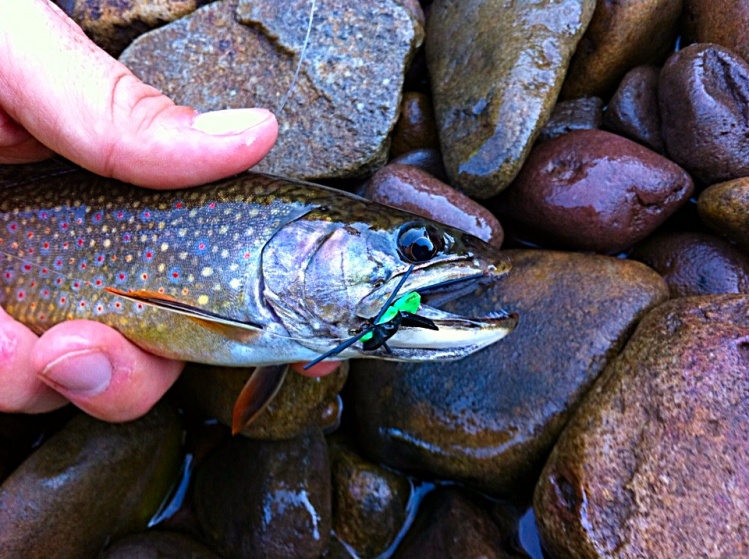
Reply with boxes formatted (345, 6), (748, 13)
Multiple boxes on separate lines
(603, 65), (664, 152)
(682, 0), (749, 63)
(537, 96), (604, 143)
(102, 531), (221, 559)
(561, 0), (681, 99)
(120, 0), (422, 180)
(630, 232), (749, 296)
(698, 178), (749, 251)
(534, 295), (749, 558)
(55, 0), (201, 56)
(426, 0), (595, 198)
(660, 43), (749, 185)
(390, 148), (448, 182)
(364, 163), (504, 247)
(390, 92), (440, 157)
(348, 250), (668, 497)
(498, 130), (694, 253)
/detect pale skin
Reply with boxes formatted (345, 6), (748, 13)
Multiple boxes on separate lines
(0, 0), (337, 422)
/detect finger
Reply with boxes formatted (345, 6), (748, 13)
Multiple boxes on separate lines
(0, 1), (278, 188)
(290, 360), (341, 378)
(0, 106), (54, 164)
(0, 307), (67, 413)
(31, 320), (184, 422)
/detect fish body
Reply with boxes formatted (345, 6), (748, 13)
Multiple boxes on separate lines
(0, 168), (516, 366)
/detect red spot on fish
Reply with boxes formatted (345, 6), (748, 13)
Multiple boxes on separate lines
(198, 243), (206, 250)
(146, 251), (153, 259)
(76, 218), (83, 224)
(94, 213), (102, 221)
(209, 202), (216, 209)
(158, 287), (165, 293)
(117, 211), (124, 218)
(141, 273), (148, 280)
(115, 302), (122, 309)
(30, 302), (36, 310)
(56, 278), (63, 285)
(29, 281), (36, 287)
(16, 291), (24, 299)
(77, 238), (85, 247)
(60, 296), (66, 304)
(28, 248), (34, 254)
(4, 272), (10, 279)
(42, 290), (49, 297)
(243, 252), (250, 259)
(118, 273), (125, 280)
(23, 264), (31, 271)
(96, 255), (104, 263)
(73, 282), (80, 289)
(111, 255), (117, 262)
(40, 211), (47, 219)
(62, 242), (69, 249)
(175, 202), (183, 209)
(26, 232), (33, 239)
(9, 223), (17, 231)
(137, 303), (143, 309)
(95, 279), (102, 286)
(39, 314), (45, 320)
(182, 288), (189, 295)
(80, 263), (87, 270)
(80, 301), (86, 308)
(172, 271), (179, 278)
(61, 222), (68, 229)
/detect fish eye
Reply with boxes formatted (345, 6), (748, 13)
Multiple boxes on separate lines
(397, 223), (445, 263)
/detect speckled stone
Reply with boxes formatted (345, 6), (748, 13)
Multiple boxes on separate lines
(348, 250), (668, 497)
(54, 0), (201, 56)
(535, 295), (749, 559)
(390, 92), (440, 157)
(425, 0), (595, 198)
(630, 232), (749, 297)
(0, 403), (182, 559)
(682, 0), (749, 63)
(536, 96), (603, 143)
(603, 65), (664, 152)
(120, 0), (423, 180)
(698, 178), (749, 251)
(364, 163), (504, 247)
(561, 0), (681, 99)
(497, 129), (694, 253)
(101, 531), (221, 559)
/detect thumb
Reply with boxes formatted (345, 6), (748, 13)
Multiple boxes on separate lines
(0, 0), (278, 188)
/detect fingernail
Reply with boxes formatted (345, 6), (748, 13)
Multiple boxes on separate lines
(192, 108), (272, 136)
(39, 350), (112, 397)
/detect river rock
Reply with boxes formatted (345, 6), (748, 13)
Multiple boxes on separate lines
(390, 92), (440, 157)
(698, 178), (749, 252)
(682, 0), (749, 63)
(561, 0), (681, 99)
(631, 232), (749, 296)
(425, 0), (595, 198)
(497, 129), (693, 253)
(603, 65), (664, 152)
(101, 531), (221, 559)
(174, 362), (348, 440)
(330, 438), (411, 557)
(0, 402), (182, 559)
(534, 295), (749, 558)
(364, 163), (504, 247)
(348, 250), (667, 497)
(390, 148), (448, 182)
(660, 43), (749, 185)
(194, 426), (331, 559)
(536, 96), (603, 143)
(54, 0), (201, 56)
(120, 0), (422, 180)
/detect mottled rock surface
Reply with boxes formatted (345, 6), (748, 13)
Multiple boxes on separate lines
(698, 178), (749, 251)
(349, 250), (668, 497)
(535, 295), (749, 559)
(660, 43), (749, 185)
(604, 65), (664, 152)
(561, 0), (681, 99)
(682, 0), (749, 63)
(536, 96), (603, 143)
(498, 130), (693, 253)
(120, 0), (422, 179)
(0, 403), (182, 559)
(426, 0), (595, 198)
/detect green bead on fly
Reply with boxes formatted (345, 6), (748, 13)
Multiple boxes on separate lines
(360, 291), (421, 343)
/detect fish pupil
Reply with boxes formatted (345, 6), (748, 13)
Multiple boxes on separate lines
(397, 223), (444, 263)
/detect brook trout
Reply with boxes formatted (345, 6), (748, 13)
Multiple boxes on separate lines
(0, 168), (517, 427)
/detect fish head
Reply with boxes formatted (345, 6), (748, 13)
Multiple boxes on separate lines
(260, 199), (517, 361)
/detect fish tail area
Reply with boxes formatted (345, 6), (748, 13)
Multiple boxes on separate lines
(231, 364), (288, 434)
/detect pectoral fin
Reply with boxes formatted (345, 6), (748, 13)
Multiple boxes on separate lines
(104, 287), (263, 342)
(232, 364), (288, 434)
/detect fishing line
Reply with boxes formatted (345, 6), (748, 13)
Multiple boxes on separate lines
(276, 0), (316, 114)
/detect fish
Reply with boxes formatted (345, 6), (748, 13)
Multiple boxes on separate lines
(0, 166), (517, 430)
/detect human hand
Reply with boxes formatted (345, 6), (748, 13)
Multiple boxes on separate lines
(0, 0), (285, 421)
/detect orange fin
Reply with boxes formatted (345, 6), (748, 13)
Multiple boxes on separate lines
(232, 365), (288, 434)
(105, 287), (263, 342)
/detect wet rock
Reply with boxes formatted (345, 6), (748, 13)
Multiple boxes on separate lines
(603, 65), (664, 152)
(389, 148), (448, 182)
(698, 178), (749, 252)
(0, 402), (182, 559)
(561, 0), (681, 99)
(630, 232), (749, 297)
(682, 0), (749, 63)
(660, 43), (749, 185)
(349, 250), (668, 497)
(364, 163), (504, 247)
(534, 295), (749, 558)
(195, 426), (331, 559)
(101, 531), (221, 559)
(174, 362), (348, 440)
(394, 487), (522, 559)
(330, 438), (411, 557)
(536, 96), (604, 143)
(120, 0), (423, 180)
(54, 0), (201, 56)
(497, 129), (694, 253)
(426, 0), (595, 198)
(390, 92), (440, 157)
